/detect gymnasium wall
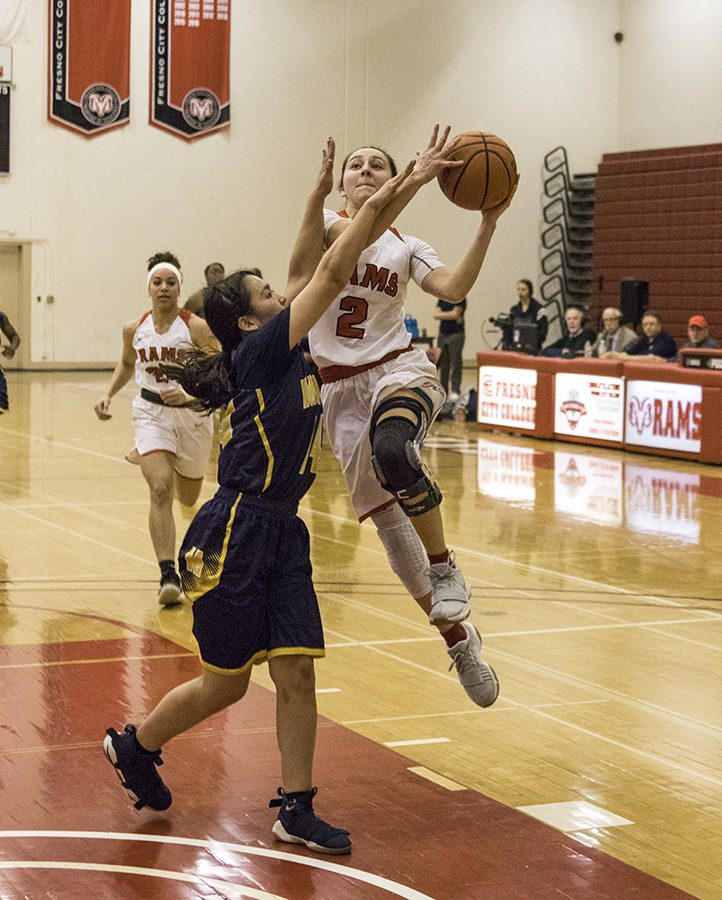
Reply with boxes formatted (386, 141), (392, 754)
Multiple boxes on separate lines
(0, 1), (720, 366)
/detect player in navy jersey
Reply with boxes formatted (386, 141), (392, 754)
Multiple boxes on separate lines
(102, 139), (436, 854)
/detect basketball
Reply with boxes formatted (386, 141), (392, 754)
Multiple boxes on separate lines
(437, 132), (517, 211)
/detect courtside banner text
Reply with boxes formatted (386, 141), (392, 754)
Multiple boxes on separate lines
(477, 365), (537, 430)
(150, 0), (230, 140)
(48, 0), (130, 136)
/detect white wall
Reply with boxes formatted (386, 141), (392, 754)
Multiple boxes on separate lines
(8, 0), (715, 366)
(619, 0), (722, 151)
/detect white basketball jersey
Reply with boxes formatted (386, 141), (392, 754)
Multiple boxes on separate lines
(308, 209), (443, 370)
(133, 309), (193, 391)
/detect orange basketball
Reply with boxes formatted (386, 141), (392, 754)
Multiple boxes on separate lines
(437, 132), (517, 211)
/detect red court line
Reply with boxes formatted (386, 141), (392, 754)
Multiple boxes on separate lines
(0, 637), (693, 899)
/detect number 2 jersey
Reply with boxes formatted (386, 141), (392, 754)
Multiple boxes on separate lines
(308, 209), (444, 371)
(217, 305), (322, 505)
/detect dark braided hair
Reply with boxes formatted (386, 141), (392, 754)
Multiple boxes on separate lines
(160, 270), (260, 412)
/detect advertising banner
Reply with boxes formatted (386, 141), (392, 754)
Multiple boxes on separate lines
(626, 380), (702, 453)
(48, 0), (131, 136)
(477, 365), (537, 431)
(150, 0), (231, 140)
(554, 371), (624, 443)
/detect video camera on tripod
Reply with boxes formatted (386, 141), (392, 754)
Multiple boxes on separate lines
(489, 313), (540, 355)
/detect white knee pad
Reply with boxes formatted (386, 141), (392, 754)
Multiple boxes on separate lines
(372, 504), (431, 599)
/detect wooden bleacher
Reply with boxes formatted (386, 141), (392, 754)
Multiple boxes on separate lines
(588, 143), (722, 344)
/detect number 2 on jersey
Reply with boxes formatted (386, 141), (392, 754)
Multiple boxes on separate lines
(335, 295), (369, 339)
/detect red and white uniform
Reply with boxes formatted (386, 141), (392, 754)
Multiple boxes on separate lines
(131, 309), (213, 479)
(308, 211), (447, 520)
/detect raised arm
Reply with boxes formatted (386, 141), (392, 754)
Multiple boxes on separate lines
(420, 176), (519, 302)
(284, 138), (335, 302)
(288, 162), (413, 348)
(94, 320), (138, 420)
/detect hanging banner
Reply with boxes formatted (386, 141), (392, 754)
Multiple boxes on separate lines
(48, 0), (130, 136)
(150, 0), (231, 140)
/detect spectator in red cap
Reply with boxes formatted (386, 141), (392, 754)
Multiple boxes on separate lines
(681, 315), (718, 350)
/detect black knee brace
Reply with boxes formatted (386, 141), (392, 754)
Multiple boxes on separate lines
(369, 393), (442, 516)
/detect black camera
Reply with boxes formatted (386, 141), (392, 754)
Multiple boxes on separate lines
(489, 313), (539, 355)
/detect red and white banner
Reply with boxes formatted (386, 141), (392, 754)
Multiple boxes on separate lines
(554, 372), (624, 443)
(477, 365), (537, 430)
(150, 0), (230, 140)
(48, 0), (130, 136)
(626, 380), (702, 453)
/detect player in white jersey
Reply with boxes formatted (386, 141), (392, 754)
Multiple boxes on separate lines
(95, 253), (218, 605)
(309, 126), (518, 708)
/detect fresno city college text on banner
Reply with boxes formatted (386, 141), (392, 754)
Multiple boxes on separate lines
(48, 0), (131, 136)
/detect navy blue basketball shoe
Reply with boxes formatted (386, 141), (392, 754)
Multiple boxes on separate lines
(269, 787), (351, 855)
(103, 724), (172, 811)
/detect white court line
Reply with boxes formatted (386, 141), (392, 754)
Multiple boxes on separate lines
(342, 699), (609, 726)
(303, 503), (722, 622)
(384, 737), (450, 747)
(0, 862), (283, 899)
(315, 687), (341, 694)
(0, 832), (435, 900)
(327, 622), (722, 788)
(0, 501), (158, 569)
(408, 766), (468, 792)
(323, 616), (715, 646)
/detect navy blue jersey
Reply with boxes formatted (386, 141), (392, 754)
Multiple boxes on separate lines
(217, 306), (322, 504)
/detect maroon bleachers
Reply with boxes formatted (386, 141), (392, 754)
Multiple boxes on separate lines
(589, 143), (722, 344)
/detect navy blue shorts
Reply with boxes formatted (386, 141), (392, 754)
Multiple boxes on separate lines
(179, 488), (324, 674)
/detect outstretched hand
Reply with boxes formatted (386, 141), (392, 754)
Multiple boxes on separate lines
(482, 173), (521, 223)
(412, 125), (464, 185)
(364, 160), (415, 211)
(313, 137), (335, 198)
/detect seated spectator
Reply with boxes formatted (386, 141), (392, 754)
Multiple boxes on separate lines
(680, 315), (718, 351)
(591, 307), (637, 357)
(608, 310), (677, 362)
(509, 278), (548, 345)
(183, 261), (227, 317)
(541, 306), (595, 358)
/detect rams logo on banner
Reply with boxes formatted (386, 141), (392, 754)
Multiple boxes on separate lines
(81, 84), (121, 127)
(182, 89), (221, 131)
(628, 395), (653, 435)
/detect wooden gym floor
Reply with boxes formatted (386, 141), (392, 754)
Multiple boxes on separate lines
(1, 371), (720, 899)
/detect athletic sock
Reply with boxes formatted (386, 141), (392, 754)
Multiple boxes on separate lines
(442, 624), (467, 647)
(159, 559), (176, 577)
(132, 731), (160, 755)
(428, 550), (450, 566)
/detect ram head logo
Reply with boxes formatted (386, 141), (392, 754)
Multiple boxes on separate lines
(628, 395), (653, 435)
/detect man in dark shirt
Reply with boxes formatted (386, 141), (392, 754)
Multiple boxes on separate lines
(622, 310), (677, 361)
(541, 306), (595, 357)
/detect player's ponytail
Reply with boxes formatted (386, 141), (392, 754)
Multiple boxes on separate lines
(160, 270), (257, 411)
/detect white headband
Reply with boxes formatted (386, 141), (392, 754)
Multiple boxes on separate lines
(147, 262), (183, 288)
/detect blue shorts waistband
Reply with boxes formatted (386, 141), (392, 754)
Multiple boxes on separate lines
(216, 486), (298, 517)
